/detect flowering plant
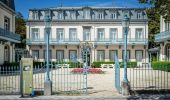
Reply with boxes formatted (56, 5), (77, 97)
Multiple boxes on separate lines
(71, 68), (104, 74)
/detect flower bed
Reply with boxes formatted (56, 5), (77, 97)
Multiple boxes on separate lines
(71, 68), (104, 74)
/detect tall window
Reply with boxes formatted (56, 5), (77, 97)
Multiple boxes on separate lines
(58, 12), (63, 19)
(110, 50), (118, 61)
(32, 50), (39, 60)
(98, 13), (103, 19)
(56, 50), (64, 60)
(56, 28), (64, 41)
(137, 12), (142, 19)
(31, 28), (39, 41)
(84, 10), (90, 19)
(69, 50), (77, 60)
(69, 28), (77, 40)
(70, 11), (76, 19)
(97, 28), (105, 41)
(122, 50), (130, 61)
(32, 11), (39, 20)
(97, 50), (105, 61)
(43, 50), (52, 59)
(4, 17), (10, 31)
(111, 13), (117, 19)
(135, 50), (143, 62)
(110, 28), (117, 41)
(135, 28), (143, 41)
(83, 28), (91, 41)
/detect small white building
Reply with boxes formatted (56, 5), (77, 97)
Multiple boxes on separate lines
(0, 0), (20, 64)
(26, 7), (149, 64)
(155, 16), (170, 61)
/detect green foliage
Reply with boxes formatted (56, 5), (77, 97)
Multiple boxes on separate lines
(152, 61), (170, 72)
(120, 62), (137, 68)
(91, 61), (115, 68)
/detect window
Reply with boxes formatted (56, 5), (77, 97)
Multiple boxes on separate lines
(32, 11), (39, 20)
(56, 50), (64, 60)
(58, 12), (63, 19)
(69, 50), (77, 60)
(165, 22), (170, 31)
(70, 11), (76, 19)
(111, 13), (117, 19)
(31, 28), (39, 41)
(56, 28), (64, 41)
(32, 50), (39, 60)
(43, 50), (52, 59)
(4, 0), (10, 6)
(122, 50), (130, 61)
(110, 28), (117, 41)
(137, 12), (142, 19)
(135, 28), (143, 41)
(4, 17), (10, 31)
(110, 50), (118, 61)
(135, 50), (143, 62)
(83, 28), (91, 41)
(97, 28), (105, 41)
(98, 13), (103, 19)
(84, 10), (90, 19)
(97, 50), (105, 61)
(69, 28), (77, 40)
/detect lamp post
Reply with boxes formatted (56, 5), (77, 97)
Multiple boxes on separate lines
(121, 14), (130, 95)
(44, 9), (52, 96)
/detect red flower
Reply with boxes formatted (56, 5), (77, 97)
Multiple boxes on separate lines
(71, 68), (104, 74)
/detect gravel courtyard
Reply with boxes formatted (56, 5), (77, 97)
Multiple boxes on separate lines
(1, 68), (170, 96)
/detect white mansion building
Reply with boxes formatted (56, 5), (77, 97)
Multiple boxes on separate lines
(26, 7), (148, 63)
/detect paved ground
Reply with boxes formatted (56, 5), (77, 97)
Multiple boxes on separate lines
(1, 67), (170, 97)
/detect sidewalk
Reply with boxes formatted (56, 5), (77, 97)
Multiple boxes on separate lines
(0, 95), (170, 100)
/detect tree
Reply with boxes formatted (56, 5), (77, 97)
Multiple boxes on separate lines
(15, 12), (26, 48)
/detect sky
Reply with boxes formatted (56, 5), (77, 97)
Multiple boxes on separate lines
(15, 0), (149, 19)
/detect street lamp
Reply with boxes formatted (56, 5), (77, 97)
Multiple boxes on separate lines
(44, 9), (52, 96)
(121, 14), (130, 95)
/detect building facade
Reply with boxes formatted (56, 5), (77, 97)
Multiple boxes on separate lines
(155, 16), (170, 61)
(0, 0), (20, 64)
(26, 7), (148, 64)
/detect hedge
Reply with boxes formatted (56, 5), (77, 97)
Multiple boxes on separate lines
(91, 61), (137, 68)
(91, 61), (115, 68)
(152, 61), (170, 72)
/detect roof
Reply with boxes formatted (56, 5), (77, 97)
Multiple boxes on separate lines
(0, 0), (15, 11)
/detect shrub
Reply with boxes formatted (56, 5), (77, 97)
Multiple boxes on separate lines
(152, 61), (170, 72)
(91, 61), (114, 68)
(120, 62), (137, 68)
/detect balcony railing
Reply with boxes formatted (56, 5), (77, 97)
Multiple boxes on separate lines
(95, 38), (147, 44)
(0, 28), (20, 42)
(155, 30), (170, 42)
(26, 38), (80, 45)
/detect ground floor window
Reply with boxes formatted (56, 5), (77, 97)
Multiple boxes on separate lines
(56, 50), (64, 60)
(43, 50), (52, 59)
(122, 50), (130, 61)
(97, 50), (105, 61)
(32, 50), (39, 60)
(135, 50), (143, 62)
(69, 50), (77, 60)
(4, 45), (10, 62)
(109, 50), (118, 61)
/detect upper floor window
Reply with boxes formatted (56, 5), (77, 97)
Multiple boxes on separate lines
(110, 28), (117, 40)
(97, 28), (105, 40)
(111, 13), (117, 19)
(83, 28), (91, 41)
(137, 12), (142, 19)
(69, 28), (77, 40)
(31, 28), (39, 41)
(70, 11), (76, 19)
(32, 11), (39, 20)
(98, 13), (103, 19)
(58, 12), (63, 19)
(84, 10), (90, 19)
(135, 28), (144, 40)
(4, 16), (10, 31)
(56, 28), (64, 41)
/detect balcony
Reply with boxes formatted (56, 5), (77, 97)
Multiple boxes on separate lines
(0, 28), (20, 43)
(26, 38), (80, 45)
(94, 38), (147, 45)
(155, 30), (170, 42)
